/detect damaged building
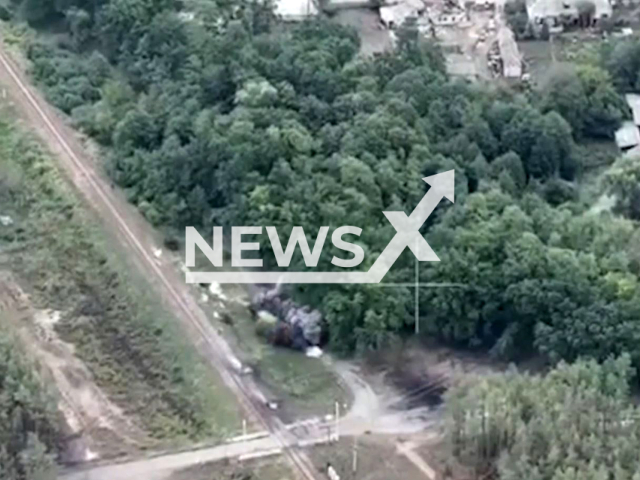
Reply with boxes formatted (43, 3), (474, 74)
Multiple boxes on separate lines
(526, 0), (613, 32)
(615, 94), (640, 158)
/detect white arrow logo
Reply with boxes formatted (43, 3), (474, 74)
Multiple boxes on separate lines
(186, 170), (455, 284)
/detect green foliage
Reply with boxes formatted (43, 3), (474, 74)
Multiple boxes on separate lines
(504, 0), (529, 40)
(605, 38), (640, 92)
(16, 0), (636, 363)
(0, 118), (239, 440)
(0, 329), (59, 480)
(605, 155), (640, 220)
(446, 356), (640, 480)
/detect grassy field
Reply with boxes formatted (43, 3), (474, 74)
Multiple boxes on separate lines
(169, 457), (294, 480)
(182, 244), (348, 418)
(0, 106), (241, 447)
(210, 286), (349, 420)
(519, 34), (604, 86)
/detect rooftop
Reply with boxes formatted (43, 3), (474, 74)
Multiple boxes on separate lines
(379, 0), (425, 27)
(274, 0), (318, 19)
(526, 0), (612, 19)
(615, 121), (640, 150)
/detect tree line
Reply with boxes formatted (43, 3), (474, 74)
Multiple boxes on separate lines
(445, 356), (640, 480)
(0, 329), (59, 480)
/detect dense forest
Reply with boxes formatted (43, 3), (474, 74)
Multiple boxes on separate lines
(446, 356), (640, 479)
(2, 0), (640, 369)
(0, 330), (60, 480)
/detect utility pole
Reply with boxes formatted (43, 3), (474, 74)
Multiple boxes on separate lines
(241, 418), (247, 462)
(334, 401), (340, 442)
(352, 435), (358, 474)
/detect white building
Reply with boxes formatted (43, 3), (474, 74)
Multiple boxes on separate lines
(379, 0), (426, 28)
(275, 0), (318, 20)
(615, 94), (640, 153)
(615, 121), (640, 151)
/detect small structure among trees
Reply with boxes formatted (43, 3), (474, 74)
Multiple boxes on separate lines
(497, 27), (522, 78)
(525, 0), (612, 33)
(274, 0), (319, 20)
(615, 94), (640, 156)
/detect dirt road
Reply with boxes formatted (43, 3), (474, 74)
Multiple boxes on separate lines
(60, 403), (438, 480)
(0, 35), (318, 480)
(61, 437), (282, 480)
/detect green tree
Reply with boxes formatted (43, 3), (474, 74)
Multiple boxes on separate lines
(446, 356), (640, 480)
(605, 155), (640, 220)
(0, 328), (60, 480)
(542, 65), (624, 139)
(66, 7), (92, 50)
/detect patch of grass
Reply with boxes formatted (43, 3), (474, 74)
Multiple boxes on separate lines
(519, 40), (554, 84)
(214, 290), (348, 419)
(169, 457), (294, 480)
(0, 109), (241, 445)
(574, 141), (620, 212)
(309, 437), (430, 480)
(519, 35), (603, 86)
(257, 349), (346, 415)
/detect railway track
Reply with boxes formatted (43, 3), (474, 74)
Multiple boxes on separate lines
(0, 40), (319, 480)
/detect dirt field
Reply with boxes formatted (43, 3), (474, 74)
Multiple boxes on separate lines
(519, 32), (619, 86)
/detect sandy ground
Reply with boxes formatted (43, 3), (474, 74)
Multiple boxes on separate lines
(0, 274), (147, 462)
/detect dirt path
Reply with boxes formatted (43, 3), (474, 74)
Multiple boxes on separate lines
(60, 411), (438, 480)
(0, 33), (318, 480)
(0, 275), (147, 461)
(333, 361), (440, 436)
(396, 441), (437, 480)
(61, 437), (282, 480)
